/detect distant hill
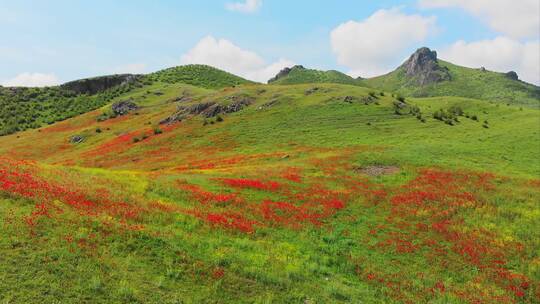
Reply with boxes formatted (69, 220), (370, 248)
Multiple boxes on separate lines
(0, 79), (142, 136)
(268, 65), (358, 85)
(2, 53), (538, 137)
(0, 65), (252, 136)
(144, 64), (253, 89)
(361, 47), (540, 106)
(61, 74), (141, 95)
(268, 48), (539, 106)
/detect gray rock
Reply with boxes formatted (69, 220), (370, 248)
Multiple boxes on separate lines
(162, 96), (255, 121)
(305, 87), (320, 95)
(223, 96), (254, 113)
(268, 65), (305, 83)
(401, 47), (451, 86)
(70, 135), (84, 144)
(159, 112), (186, 125)
(112, 100), (138, 116)
(187, 102), (216, 115)
(505, 71), (519, 81)
(258, 99), (279, 110)
(61, 74), (140, 95)
(343, 96), (355, 103)
(173, 95), (192, 103)
(202, 104), (223, 118)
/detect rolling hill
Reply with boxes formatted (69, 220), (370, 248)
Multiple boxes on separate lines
(0, 65), (251, 136)
(268, 48), (540, 107)
(144, 64), (253, 89)
(268, 65), (358, 85)
(1, 62), (539, 303)
(361, 48), (540, 106)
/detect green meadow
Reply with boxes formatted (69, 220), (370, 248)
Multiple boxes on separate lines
(0, 67), (539, 303)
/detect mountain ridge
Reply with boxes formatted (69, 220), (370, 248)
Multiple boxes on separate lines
(1, 51), (538, 137)
(268, 47), (539, 106)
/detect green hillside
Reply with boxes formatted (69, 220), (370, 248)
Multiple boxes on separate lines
(268, 48), (540, 107)
(1, 78), (539, 303)
(0, 65), (252, 136)
(362, 56), (540, 107)
(268, 65), (358, 85)
(144, 64), (253, 89)
(0, 81), (142, 136)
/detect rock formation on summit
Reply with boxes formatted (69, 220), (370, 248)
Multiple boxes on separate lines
(505, 71), (519, 81)
(61, 74), (141, 95)
(401, 47), (451, 86)
(268, 65), (305, 83)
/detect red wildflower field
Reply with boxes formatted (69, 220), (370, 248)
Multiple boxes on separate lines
(1, 150), (538, 303)
(354, 169), (537, 303)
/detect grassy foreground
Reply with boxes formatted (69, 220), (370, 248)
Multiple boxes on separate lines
(0, 81), (539, 303)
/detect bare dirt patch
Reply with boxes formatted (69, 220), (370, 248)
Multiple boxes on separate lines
(355, 165), (400, 177)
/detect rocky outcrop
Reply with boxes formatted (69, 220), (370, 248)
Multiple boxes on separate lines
(70, 135), (84, 144)
(305, 87), (320, 95)
(160, 96), (254, 123)
(401, 47), (451, 86)
(112, 100), (138, 116)
(268, 65), (305, 83)
(505, 71), (519, 81)
(61, 74), (140, 95)
(200, 96), (254, 118)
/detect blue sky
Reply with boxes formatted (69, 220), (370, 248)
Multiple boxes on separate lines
(1, 0), (538, 85)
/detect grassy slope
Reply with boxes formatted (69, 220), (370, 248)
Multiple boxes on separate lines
(362, 60), (540, 107)
(0, 82), (539, 303)
(0, 65), (251, 136)
(269, 67), (357, 85)
(0, 83), (141, 136)
(144, 64), (253, 89)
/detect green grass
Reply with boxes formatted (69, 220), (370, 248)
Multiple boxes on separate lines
(268, 66), (358, 85)
(0, 82), (143, 136)
(0, 65), (252, 137)
(144, 64), (254, 89)
(0, 80), (539, 303)
(362, 60), (540, 107)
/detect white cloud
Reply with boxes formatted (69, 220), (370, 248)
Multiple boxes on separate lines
(330, 8), (437, 78)
(181, 36), (294, 83)
(225, 0), (262, 13)
(440, 37), (540, 85)
(2, 73), (60, 87)
(110, 63), (147, 74)
(419, 0), (540, 39)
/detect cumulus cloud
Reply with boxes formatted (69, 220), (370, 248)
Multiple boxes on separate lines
(330, 8), (437, 78)
(2, 73), (60, 87)
(225, 0), (262, 13)
(440, 37), (540, 85)
(181, 36), (294, 83)
(110, 63), (147, 74)
(419, 0), (540, 39)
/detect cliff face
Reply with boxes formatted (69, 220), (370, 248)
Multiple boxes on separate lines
(401, 47), (451, 86)
(60, 74), (140, 95)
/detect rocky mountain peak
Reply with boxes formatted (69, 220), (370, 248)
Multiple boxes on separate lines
(268, 65), (305, 83)
(401, 47), (451, 86)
